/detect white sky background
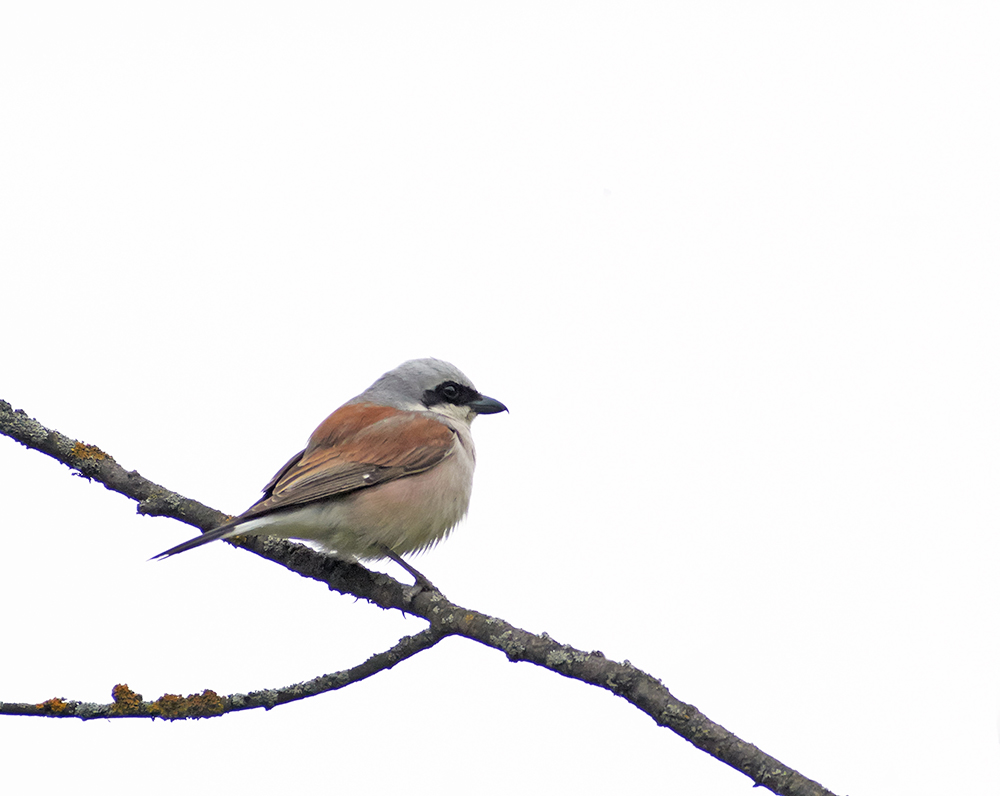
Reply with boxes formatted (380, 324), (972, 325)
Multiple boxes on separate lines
(1, 3), (999, 794)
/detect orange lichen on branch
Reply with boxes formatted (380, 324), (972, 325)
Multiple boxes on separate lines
(71, 441), (108, 461)
(36, 697), (72, 715)
(151, 690), (226, 720)
(110, 683), (144, 715)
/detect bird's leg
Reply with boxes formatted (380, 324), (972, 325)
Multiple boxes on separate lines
(380, 546), (440, 594)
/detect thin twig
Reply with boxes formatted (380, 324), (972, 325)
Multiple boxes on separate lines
(0, 627), (446, 720)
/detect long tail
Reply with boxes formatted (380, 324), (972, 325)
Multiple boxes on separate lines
(150, 520), (242, 561)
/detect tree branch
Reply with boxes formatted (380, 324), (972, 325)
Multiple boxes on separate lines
(0, 399), (840, 796)
(0, 626), (446, 720)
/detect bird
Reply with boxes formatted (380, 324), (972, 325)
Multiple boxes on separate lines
(153, 358), (507, 570)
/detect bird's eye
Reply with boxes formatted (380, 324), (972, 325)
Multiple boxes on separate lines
(440, 383), (459, 400)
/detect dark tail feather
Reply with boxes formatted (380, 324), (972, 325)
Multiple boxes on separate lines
(150, 521), (241, 561)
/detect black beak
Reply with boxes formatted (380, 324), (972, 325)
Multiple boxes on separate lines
(468, 394), (508, 415)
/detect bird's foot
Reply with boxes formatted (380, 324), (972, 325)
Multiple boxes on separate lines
(380, 546), (440, 595)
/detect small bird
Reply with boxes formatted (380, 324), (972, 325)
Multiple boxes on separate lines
(153, 359), (507, 566)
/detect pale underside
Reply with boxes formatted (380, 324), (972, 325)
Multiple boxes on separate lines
(228, 447), (475, 560)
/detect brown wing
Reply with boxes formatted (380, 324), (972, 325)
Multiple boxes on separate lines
(237, 402), (455, 521)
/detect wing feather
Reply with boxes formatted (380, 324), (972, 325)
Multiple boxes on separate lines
(236, 402), (455, 520)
